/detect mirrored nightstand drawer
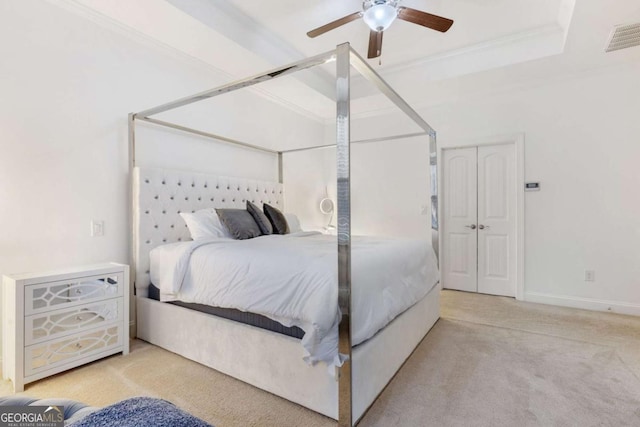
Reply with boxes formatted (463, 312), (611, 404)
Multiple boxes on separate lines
(25, 273), (123, 315)
(25, 299), (122, 346)
(24, 324), (123, 376)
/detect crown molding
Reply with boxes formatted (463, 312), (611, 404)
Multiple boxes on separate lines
(44, 0), (327, 124)
(167, 0), (336, 102)
(332, 56), (640, 126)
(350, 23), (565, 98)
(388, 24), (562, 76)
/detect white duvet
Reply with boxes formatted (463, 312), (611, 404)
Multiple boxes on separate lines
(150, 231), (439, 370)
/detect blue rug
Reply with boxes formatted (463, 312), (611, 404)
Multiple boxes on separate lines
(68, 397), (213, 427)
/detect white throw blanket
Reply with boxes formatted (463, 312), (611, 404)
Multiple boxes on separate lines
(150, 232), (439, 369)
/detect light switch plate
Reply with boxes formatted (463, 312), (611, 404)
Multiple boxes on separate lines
(91, 220), (104, 237)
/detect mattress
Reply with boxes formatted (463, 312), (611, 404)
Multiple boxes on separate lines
(151, 231), (440, 368)
(147, 284), (304, 339)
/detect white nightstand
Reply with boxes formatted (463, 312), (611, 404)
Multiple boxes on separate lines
(2, 263), (130, 392)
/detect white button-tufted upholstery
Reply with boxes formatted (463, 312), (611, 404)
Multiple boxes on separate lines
(133, 167), (284, 295)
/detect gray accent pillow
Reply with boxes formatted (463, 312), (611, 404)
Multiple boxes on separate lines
(246, 201), (273, 235)
(215, 208), (262, 240)
(263, 203), (289, 235)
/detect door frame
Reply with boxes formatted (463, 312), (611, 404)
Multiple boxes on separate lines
(438, 133), (525, 300)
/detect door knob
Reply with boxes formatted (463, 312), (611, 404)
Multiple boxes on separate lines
(479, 224), (489, 230)
(465, 224), (477, 230)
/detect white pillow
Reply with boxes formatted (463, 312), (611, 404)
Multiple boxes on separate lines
(180, 208), (232, 240)
(284, 213), (302, 233)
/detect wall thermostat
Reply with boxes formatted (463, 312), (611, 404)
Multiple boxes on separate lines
(525, 182), (540, 191)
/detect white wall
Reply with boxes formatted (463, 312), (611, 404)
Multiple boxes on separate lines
(429, 62), (640, 314)
(287, 61), (640, 314)
(282, 148), (336, 231)
(283, 139), (432, 238)
(0, 1), (323, 356)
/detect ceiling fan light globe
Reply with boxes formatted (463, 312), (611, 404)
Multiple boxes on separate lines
(363, 4), (398, 32)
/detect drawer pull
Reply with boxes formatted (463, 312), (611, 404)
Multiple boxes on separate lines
(76, 289), (83, 294)
(75, 343), (82, 349)
(76, 315), (83, 321)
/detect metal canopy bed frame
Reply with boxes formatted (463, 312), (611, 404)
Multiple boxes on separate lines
(128, 43), (439, 427)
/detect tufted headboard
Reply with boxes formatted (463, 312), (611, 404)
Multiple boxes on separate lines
(133, 166), (284, 296)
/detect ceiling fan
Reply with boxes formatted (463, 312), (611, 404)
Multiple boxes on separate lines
(307, 0), (454, 59)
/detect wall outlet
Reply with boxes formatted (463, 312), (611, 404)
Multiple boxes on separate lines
(584, 270), (595, 282)
(91, 220), (104, 237)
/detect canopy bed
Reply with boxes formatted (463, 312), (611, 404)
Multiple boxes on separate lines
(129, 43), (439, 427)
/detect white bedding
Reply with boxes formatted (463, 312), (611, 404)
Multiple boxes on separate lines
(150, 231), (439, 369)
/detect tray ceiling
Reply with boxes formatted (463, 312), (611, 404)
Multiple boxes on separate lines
(51, 0), (640, 121)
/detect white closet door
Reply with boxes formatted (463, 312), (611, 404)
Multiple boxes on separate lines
(442, 147), (478, 292)
(477, 144), (516, 297)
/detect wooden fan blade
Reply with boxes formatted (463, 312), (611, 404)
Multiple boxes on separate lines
(368, 30), (383, 58)
(397, 7), (454, 32)
(307, 12), (362, 38)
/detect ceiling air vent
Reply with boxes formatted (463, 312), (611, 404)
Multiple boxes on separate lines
(605, 22), (640, 52)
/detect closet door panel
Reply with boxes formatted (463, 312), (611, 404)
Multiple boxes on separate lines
(442, 147), (478, 292)
(477, 144), (516, 297)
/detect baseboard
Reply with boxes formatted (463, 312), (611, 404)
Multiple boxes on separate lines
(525, 292), (640, 316)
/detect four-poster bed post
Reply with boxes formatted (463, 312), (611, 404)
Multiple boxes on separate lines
(335, 42), (353, 425)
(128, 42), (438, 427)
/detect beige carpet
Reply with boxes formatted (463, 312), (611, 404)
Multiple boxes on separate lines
(1, 290), (639, 426)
